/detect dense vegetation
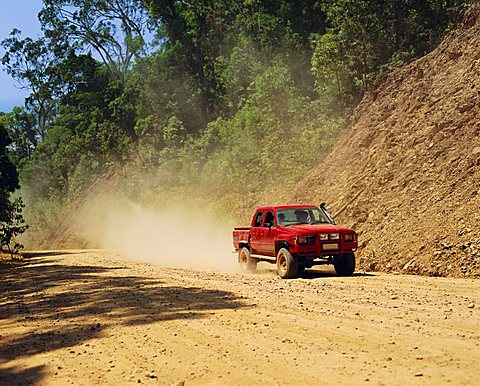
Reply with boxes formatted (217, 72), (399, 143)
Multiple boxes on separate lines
(0, 0), (472, 246)
(0, 120), (27, 254)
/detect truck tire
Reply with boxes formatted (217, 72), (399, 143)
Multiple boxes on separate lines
(239, 247), (257, 272)
(333, 252), (355, 276)
(276, 248), (298, 279)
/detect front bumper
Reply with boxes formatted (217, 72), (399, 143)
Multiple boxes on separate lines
(294, 240), (357, 258)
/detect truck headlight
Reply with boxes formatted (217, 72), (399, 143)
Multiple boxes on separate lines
(329, 233), (340, 240)
(297, 236), (308, 244)
(319, 234), (328, 240)
(296, 236), (315, 245)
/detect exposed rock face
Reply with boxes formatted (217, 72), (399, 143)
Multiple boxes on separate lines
(293, 5), (480, 277)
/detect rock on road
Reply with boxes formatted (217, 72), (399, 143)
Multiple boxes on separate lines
(1, 250), (479, 385)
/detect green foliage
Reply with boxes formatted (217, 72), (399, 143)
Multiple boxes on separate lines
(214, 34), (263, 111)
(39, 0), (151, 82)
(18, 52), (135, 215)
(312, 0), (470, 111)
(0, 197), (28, 257)
(131, 50), (207, 135)
(0, 0), (472, 244)
(311, 31), (355, 114)
(0, 121), (27, 256)
(3, 107), (37, 165)
(200, 62), (342, 194)
(137, 61), (343, 202)
(0, 121), (20, 193)
(17, 80), (135, 243)
(1, 30), (62, 141)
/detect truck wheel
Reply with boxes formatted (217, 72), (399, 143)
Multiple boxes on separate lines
(276, 248), (298, 279)
(238, 247), (257, 272)
(334, 252), (355, 276)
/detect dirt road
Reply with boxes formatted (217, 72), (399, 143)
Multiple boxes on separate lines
(1, 250), (479, 385)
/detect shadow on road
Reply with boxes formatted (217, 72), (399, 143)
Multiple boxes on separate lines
(20, 250), (90, 258)
(0, 365), (46, 386)
(0, 255), (246, 384)
(299, 269), (376, 279)
(256, 265), (376, 279)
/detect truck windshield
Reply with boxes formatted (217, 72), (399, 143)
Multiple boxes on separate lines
(276, 207), (331, 226)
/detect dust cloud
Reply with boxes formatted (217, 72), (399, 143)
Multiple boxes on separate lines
(89, 200), (240, 272)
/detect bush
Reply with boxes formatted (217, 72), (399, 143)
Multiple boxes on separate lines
(0, 196), (28, 257)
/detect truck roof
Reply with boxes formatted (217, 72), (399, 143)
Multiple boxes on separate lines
(255, 204), (319, 211)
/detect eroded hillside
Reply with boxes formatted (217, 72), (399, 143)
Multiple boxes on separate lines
(292, 5), (480, 277)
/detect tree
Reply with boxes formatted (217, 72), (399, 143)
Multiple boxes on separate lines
(39, 0), (152, 82)
(0, 120), (27, 257)
(311, 0), (469, 114)
(311, 31), (354, 114)
(19, 52), (137, 202)
(142, 0), (234, 120)
(1, 30), (62, 141)
(3, 107), (38, 165)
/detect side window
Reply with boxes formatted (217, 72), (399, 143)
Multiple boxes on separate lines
(253, 211), (264, 227)
(264, 211), (274, 227)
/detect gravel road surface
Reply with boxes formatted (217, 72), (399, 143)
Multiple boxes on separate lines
(1, 250), (478, 385)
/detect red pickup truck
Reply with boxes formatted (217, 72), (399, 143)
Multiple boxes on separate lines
(233, 204), (358, 278)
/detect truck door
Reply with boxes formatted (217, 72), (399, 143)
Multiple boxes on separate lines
(258, 210), (277, 256)
(249, 210), (264, 254)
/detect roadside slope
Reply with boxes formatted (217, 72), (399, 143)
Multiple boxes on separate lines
(292, 5), (480, 277)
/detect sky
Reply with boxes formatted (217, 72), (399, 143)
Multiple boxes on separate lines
(0, 0), (44, 113)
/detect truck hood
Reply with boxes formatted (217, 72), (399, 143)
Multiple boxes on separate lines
(279, 223), (354, 235)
